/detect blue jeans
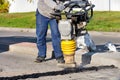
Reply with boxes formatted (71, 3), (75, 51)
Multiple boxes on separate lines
(36, 10), (63, 58)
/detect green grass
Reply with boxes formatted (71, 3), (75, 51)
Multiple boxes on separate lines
(0, 11), (120, 32)
(0, 12), (36, 28)
(87, 11), (120, 32)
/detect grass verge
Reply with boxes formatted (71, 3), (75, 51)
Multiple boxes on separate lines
(0, 12), (35, 28)
(0, 11), (120, 32)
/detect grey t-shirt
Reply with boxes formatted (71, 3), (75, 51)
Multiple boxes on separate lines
(37, 0), (57, 18)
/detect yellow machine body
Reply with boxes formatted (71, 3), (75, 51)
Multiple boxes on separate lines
(61, 40), (76, 56)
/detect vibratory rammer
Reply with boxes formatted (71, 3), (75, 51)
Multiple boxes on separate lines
(52, 0), (95, 68)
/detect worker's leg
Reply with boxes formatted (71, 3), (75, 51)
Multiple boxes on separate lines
(49, 19), (63, 59)
(36, 9), (49, 58)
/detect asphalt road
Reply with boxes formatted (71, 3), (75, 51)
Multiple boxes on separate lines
(0, 51), (120, 80)
(0, 30), (119, 44)
(0, 30), (120, 80)
(0, 30), (119, 52)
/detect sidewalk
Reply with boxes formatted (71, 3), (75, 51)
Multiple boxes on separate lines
(0, 27), (120, 68)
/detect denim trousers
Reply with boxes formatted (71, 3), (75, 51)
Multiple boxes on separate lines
(36, 10), (63, 58)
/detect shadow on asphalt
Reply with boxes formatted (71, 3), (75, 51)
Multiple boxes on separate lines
(115, 44), (120, 52)
(96, 44), (120, 52)
(0, 36), (52, 53)
(0, 50), (5, 53)
(96, 45), (109, 53)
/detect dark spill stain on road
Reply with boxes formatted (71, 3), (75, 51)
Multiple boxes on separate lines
(0, 65), (117, 80)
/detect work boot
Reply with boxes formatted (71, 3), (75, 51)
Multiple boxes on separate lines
(56, 56), (66, 68)
(56, 56), (65, 63)
(35, 56), (45, 63)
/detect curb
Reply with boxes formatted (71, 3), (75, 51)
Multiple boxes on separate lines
(0, 27), (51, 33)
(0, 27), (120, 37)
(0, 27), (36, 33)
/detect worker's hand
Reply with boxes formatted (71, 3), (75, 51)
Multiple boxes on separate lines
(54, 3), (65, 11)
(50, 10), (61, 20)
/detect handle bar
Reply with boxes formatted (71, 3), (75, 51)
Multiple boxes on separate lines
(51, 0), (95, 20)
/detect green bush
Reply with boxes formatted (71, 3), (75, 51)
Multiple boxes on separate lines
(0, 0), (10, 13)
